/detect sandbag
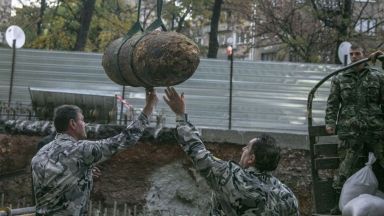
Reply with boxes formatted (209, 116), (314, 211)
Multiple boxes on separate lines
(376, 190), (384, 199)
(339, 152), (378, 211)
(342, 194), (384, 216)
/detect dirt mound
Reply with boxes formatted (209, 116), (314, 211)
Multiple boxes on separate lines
(0, 134), (312, 215)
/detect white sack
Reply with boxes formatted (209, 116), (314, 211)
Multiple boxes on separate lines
(339, 152), (378, 211)
(376, 190), (384, 199)
(342, 194), (384, 216)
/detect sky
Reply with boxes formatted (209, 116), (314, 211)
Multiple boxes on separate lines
(12, 0), (34, 8)
(12, 0), (25, 8)
(12, 0), (61, 9)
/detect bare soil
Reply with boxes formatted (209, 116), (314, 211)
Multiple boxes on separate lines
(0, 134), (312, 215)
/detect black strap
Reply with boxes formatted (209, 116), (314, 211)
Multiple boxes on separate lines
(124, 0), (144, 40)
(112, 0), (144, 85)
(113, 0), (167, 87)
(128, 0), (168, 87)
(145, 0), (167, 32)
(128, 31), (156, 87)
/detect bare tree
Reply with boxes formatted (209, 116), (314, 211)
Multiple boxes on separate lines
(164, 0), (191, 32)
(36, 0), (46, 35)
(254, 0), (384, 63)
(73, 0), (97, 51)
(140, 1), (157, 29)
(207, 0), (223, 58)
(255, 0), (329, 62)
(310, 0), (384, 62)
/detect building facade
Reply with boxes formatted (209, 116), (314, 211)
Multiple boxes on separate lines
(195, 0), (384, 63)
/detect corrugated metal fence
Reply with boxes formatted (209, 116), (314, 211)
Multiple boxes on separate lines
(0, 48), (341, 134)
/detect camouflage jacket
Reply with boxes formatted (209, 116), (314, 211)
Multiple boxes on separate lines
(175, 115), (299, 216)
(325, 65), (384, 138)
(31, 113), (149, 216)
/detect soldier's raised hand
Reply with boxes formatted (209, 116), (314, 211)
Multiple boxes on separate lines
(163, 87), (185, 115)
(143, 88), (158, 117)
(369, 50), (384, 65)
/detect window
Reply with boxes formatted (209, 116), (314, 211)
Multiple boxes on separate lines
(195, 37), (203, 45)
(219, 35), (226, 45)
(355, 18), (377, 36)
(315, 0), (340, 10)
(261, 52), (276, 61)
(236, 32), (248, 45)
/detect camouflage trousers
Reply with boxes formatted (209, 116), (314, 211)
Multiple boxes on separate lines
(333, 134), (384, 192)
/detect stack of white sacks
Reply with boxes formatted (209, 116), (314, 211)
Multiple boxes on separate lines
(339, 152), (384, 216)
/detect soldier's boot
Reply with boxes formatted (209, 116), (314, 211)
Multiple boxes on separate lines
(330, 178), (344, 215)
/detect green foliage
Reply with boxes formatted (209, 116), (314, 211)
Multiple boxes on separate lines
(5, 0), (383, 63)
(87, 0), (136, 52)
(4, 0), (217, 54)
(6, 0), (136, 52)
(161, 0), (213, 35)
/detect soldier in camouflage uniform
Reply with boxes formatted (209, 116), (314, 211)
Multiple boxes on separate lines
(163, 87), (299, 216)
(325, 45), (384, 213)
(4, 119), (54, 135)
(31, 88), (158, 216)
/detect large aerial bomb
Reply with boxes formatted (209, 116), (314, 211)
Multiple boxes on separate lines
(102, 31), (200, 87)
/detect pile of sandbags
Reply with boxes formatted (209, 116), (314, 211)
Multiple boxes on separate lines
(343, 194), (384, 216)
(340, 152), (384, 216)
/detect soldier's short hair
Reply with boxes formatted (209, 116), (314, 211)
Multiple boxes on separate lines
(350, 42), (365, 54)
(53, 105), (83, 133)
(250, 134), (281, 171)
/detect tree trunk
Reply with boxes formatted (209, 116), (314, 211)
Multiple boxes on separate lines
(37, 0), (46, 35)
(334, 0), (353, 63)
(207, 0), (223, 58)
(73, 0), (97, 51)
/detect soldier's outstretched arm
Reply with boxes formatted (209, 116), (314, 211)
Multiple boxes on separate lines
(163, 87), (234, 186)
(78, 88), (158, 165)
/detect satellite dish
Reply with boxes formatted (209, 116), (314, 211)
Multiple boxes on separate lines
(5, 25), (25, 48)
(338, 41), (351, 65)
